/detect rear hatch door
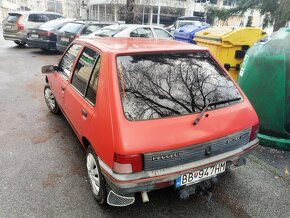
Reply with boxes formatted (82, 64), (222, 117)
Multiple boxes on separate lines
(2, 13), (22, 34)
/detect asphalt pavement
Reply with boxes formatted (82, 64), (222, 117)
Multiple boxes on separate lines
(0, 28), (289, 218)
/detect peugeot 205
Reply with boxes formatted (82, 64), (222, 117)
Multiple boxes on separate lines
(42, 37), (259, 206)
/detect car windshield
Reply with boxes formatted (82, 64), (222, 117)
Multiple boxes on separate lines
(117, 52), (242, 121)
(59, 22), (84, 33)
(94, 25), (128, 37)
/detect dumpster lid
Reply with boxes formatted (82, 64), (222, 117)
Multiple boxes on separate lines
(174, 24), (210, 39)
(194, 26), (266, 46)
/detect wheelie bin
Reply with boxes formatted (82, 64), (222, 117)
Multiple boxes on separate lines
(194, 26), (266, 80)
(174, 24), (210, 44)
(237, 28), (290, 150)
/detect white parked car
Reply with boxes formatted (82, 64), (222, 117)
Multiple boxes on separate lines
(85, 24), (174, 40)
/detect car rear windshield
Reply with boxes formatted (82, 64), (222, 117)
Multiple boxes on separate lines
(39, 19), (67, 29)
(117, 52), (242, 121)
(6, 13), (22, 23)
(59, 22), (84, 33)
(94, 25), (128, 37)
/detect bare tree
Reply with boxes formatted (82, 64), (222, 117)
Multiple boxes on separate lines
(125, 0), (135, 23)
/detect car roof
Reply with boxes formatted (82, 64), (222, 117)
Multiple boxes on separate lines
(9, 11), (62, 15)
(75, 37), (207, 54)
(71, 20), (114, 24)
(106, 24), (166, 28)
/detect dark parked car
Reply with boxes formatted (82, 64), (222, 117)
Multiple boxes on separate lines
(27, 18), (75, 51)
(56, 21), (113, 52)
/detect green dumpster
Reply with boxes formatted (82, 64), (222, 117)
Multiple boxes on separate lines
(237, 28), (290, 150)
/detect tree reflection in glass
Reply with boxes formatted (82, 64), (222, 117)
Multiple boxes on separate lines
(117, 52), (242, 121)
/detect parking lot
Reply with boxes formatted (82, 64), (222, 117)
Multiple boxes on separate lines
(0, 27), (290, 217)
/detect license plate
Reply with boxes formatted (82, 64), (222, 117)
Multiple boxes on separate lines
(61, 37), (69, 42)
(30, 34), (39, 38)
(6, 25), (12, 29)
(175, 162), (226, 187)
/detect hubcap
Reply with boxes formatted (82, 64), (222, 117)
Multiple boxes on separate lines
(44, 88), (56, 110)
(87, 153), (100, 195)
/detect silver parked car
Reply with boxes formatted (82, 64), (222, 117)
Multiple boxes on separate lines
(2, 11), (63, 46)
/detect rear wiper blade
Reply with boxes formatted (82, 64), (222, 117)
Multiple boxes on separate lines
(193, 97), (242, 126)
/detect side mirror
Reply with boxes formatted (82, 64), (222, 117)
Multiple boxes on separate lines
(42, 65), (56, 74)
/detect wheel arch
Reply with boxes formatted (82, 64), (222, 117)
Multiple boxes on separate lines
(82, 136), (91, 150)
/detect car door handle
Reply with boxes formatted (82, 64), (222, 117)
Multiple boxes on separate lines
(81, 109), (87, 118)
(61, 86), (65, 91)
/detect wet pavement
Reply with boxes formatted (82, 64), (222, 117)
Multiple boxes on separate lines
(0, 28), (290, 218)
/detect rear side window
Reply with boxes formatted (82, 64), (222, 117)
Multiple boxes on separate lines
(71, 47), (99, 97)
(6, 13), (22, 23)
(153, 28), (173, 39)
(86, 58), (101, 104)
(60, 22), (84, 33)
(117, 52), (242, 121)
(59, 44), (82, 79)
(28, 14), (50, 22)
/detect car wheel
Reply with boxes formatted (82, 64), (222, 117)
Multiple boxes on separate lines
(14, 40), (26, 46)
(86, 146), (107, 205)
(44, 85), (59, 114)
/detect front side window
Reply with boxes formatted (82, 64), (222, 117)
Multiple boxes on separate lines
(59, 44), (82, 79)
(117, 52), (242, 121)
(71, 47), (99, 95)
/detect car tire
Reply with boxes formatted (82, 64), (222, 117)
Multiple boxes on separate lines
(14, 40), (26, 46)
(44, 85), (59, 114)
(86, 145), (107, 205)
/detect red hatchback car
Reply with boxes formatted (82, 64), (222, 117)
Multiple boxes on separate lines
(42, 38), (259, 206)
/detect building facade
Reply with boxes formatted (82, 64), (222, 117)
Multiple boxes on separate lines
(86, 0), (242, 25)
(0, 0), (18, 20)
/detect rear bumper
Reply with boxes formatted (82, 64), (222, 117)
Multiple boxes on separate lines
(3, 32), (26, 42)
(27, 39), (56, 50)
(56, 43), (68, 53)
(99, 138), (259, 195)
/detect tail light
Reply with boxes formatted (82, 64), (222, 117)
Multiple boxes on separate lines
(40, 31), (51, 39)
(16, 16), (24, 30)
(113, 153), (143, 174)
(40, 31), (51, 37)
(250, 124), (259, 141)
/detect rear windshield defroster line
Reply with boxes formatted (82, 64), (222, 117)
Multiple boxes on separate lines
(117, 52), (243, 121)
